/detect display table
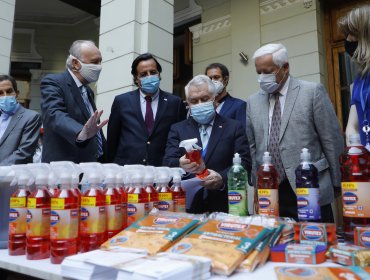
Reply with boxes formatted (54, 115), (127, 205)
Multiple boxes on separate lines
(0, 249), (341, 280)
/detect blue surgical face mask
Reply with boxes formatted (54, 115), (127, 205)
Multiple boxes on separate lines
(140, 75), (160, 94)
(257, 67), (284, 94)
(190, 101), (216, 125)
(0, 96), (17, 113)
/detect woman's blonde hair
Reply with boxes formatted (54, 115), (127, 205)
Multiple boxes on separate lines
(338, 5), (370, 76)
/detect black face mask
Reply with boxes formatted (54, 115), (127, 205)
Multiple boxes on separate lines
(345, 40), (358, 57)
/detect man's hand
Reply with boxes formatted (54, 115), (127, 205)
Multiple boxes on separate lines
(179, 154), (206, 174)
(77, 110), (108, 141)
(201, 169), (223, 190)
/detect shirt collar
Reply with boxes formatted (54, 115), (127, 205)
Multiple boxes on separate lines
(279, 75), (290, 96)
(140, 89), (159, 102)
(68, 68), (83, 88)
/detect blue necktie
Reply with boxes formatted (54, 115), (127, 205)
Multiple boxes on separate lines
(80, 86), (103, 157)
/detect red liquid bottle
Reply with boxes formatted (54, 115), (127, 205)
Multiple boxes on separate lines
(80, 173), (107, 252)
(117, 184), (128, 230)
(256, 152), (279, 217)
(339, 134), (370, 241)
(50, 177), (79, 264)
(9, 172), (31, 256)
(144, 171), (159, 212)
(180, 138), (209, 179)
(127, 173), (149, 226)
(104, 182), (123, 239)
(26, 170), (51, 260)
(156, 170), (174, 212)
(171, 168), (186, 212)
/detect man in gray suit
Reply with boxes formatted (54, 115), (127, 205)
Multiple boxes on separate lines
(246, 43), (344, 222)
(0, 75), (41, 165)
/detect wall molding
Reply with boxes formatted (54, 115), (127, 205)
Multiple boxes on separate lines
(189, 15), (230, 43)
(11, 28), (42, 63)
(260, 0), (300, 14)
(174, 0), (202, 27)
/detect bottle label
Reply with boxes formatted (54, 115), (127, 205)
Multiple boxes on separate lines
(51, 198), (65, 210)
(27, 198), (37, 209)
(80, 206), (106, 234)
(106, 204), (123, 231)
(148, 201), (159, 212)
(26, 208), (50, 237)
(228, 190), (247, 216)
(174, 198), (186, 213)
(81, 197), (97, 207)
(10, 197), (26, 208)
(127, 203), (149, 226)
(9, 207), (27, 235)
(299, 223), (328, 246)
(158, 193), (174, 212)
(257, 189), (279, 216)
(342, 182), (370, 217)
(128, 194), (138, 203)
(297, 188), (321, 221)
(50, 209), (79, 240)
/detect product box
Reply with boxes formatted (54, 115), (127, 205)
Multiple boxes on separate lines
(354, 227), (370, 248)
(271, 243), (327, 264)
(293, 222), (337, 246)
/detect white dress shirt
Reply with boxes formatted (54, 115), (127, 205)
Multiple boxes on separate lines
(268, 76), (290, 133)
(140, 90), (159, 120)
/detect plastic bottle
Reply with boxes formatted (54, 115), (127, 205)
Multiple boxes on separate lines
(116, 169), (128, 230)
(144, 166), (159, 212)
(295, 148), (321, 222)
(179, 138), (209, 179)
(102, 164), (123, 239)
(8, 166), (32, 255)
(227, 153), (248, 216)
(26, 163), (51, 260)
(256, 152), (279, 217)
(156, 168), (174, 212)
(339, 134), (370, 241)
(79, 168), (107, 252)
(127, 171), (149, 226)
(47, 171), (59, 197)
(49, 169), (79, 264)
(171, 168), (186, 212)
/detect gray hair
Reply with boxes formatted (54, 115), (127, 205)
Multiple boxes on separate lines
(185, 74), (216, 98)
(252, 43), (289, 67)
(66, 40), (97, 69)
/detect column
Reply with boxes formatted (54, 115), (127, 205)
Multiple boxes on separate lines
(97, 0), (174, 122)
(0, 0), (15, 74)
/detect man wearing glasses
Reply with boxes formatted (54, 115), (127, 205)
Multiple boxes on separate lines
(107, 53), (187, 166)
(0, 75), (41, 165)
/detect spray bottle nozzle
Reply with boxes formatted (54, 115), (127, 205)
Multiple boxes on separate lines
(233, 153), (242, 164)
(179, 138), (202, 152)
(300, 148), (311, 162)
(263, 151), (271, 164)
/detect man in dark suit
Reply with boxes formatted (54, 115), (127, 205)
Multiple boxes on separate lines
(107, 53), (187, 166)
(0, 75), (41, 165)
(163, 75), (251, 213)
(205, 63), (246, 127)
(40, 40), (108, 163)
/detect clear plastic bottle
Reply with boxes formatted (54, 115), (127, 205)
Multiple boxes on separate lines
(26, 164), (51, 260)
(127, 172), (149, 226)
(156, 168), (174, 212)
(50, 171), (78, 264)
(256, 152), (279, 217)
(8, 167), (31, 256)
(144, 167), (159, 212)
(171, 168), (186, 213)
(340, 134), (370, 241)
(79, 171), (107, 252)
(295, 148), (321, 222)
(227, 153), (248, 216)
(116, 170), (128, 230)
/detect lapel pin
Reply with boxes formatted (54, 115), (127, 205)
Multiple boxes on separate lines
(219, 125), (222, 128)
(164, 98), (168, 101)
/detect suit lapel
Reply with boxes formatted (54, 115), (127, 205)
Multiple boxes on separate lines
(65, 71), (91, 120)
(259, 91), (270, 150)
(204, 114), (225, 164)
(219, 95), (232, 115)
(279, 77), (300, 141)
(0, 106), (24, 146)
(151, 90), (168, 136)
(129, 90), (148, 135)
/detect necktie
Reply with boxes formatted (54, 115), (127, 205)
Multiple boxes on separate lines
(268, 93), (285, 183)
(145, 96), (154, 133)
(200, 124), (209, 150)
(80, 85), (103, 157)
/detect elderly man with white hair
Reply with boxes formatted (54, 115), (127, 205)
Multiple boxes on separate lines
(246, 43), (344, 222)
(163, 74), (251, 214)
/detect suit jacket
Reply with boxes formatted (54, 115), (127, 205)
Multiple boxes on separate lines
(219, 94), (246, 127)
(163, 114), (251, 213)
(40, 70), (106, 163)
(107, 89), (187, 166)
(0, 105), (41, 165)
(246, 76), (344, 206)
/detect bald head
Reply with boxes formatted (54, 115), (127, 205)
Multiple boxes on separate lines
(66, 40), (101, 70)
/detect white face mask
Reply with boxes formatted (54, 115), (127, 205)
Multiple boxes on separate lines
(78, 60), (102, 83)
(257, 73), (279, 93)
(212, 80), (224, 95)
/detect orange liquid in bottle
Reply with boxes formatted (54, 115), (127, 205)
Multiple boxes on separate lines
(50, 187), (79, 264)
(127, 186), (149, 226)
(145, 184), (159, 212)
(171, 184), (186, 212)
(80, 186), (107, 252)
(105, 186), (123, 238)
(186, 150), (209, 179)
(157, 185), (174, 212)
(9, 187), (30, 255)
(117, 186), (128, 230)
(340, 144), (370, 241)
(26, 186), (51, 260)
